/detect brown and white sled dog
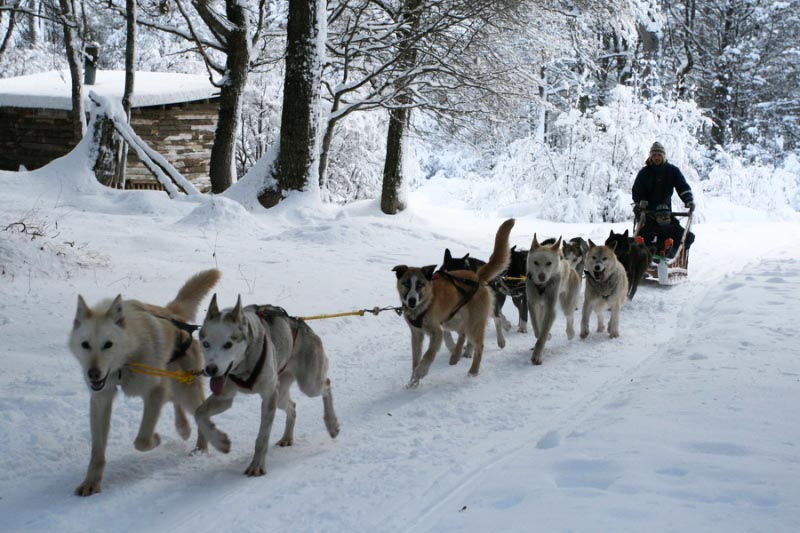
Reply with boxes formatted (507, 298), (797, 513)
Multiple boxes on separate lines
(526, 235), (581, 365)
(581, 240), (628, 339)
(393, 218), (515, 388)
(195, 297), (340, 476)
(68, 269), (220, 496)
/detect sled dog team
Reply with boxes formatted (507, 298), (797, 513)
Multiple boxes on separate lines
(68, 218), (632, 496)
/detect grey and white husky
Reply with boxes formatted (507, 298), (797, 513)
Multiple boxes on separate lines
(69, 269), (220, 496)
(196, 296), (340, 476)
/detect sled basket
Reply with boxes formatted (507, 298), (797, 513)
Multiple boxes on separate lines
(634, 209), (693, 286)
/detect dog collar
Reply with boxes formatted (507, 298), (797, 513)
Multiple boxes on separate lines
(229, 335), (268, 390)
(527, 274), (547, 295)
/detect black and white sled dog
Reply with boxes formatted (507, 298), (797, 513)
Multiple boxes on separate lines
(196, 296), (340, 476)
(562, 237), (589, 278)
(494, 245), (529, 333)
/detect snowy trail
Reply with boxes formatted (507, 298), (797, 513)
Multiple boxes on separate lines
(2, 198), (800, 532)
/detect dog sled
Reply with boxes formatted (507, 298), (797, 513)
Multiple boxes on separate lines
(634, 208), (694, 285)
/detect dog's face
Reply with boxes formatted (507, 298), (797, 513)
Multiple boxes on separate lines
(199, 294), (250, 396)
(69, 295), (130, 393)
(562, 239), (586, 271)
(393, 265), (436, 313)
(441, 248), (483, 272)
(585, 240), (618, 281)
(605, 230), (630, 257)
(527, 234), (562, 284)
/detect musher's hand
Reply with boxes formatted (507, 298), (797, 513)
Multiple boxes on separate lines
(686, 201), (695, 213)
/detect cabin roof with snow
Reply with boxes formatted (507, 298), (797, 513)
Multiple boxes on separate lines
(0, 70), (219, 110)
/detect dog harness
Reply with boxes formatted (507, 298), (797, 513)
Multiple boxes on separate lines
(228, 305), (302, 390)
(435, 270), (482, 323)
(526, 273), (548, 295)
(584, 270), (619, 299)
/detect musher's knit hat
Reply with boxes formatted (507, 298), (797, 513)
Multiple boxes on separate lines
(650, 142), (666, 155)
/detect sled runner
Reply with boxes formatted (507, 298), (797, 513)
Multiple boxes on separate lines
(634, 208), (694, 285)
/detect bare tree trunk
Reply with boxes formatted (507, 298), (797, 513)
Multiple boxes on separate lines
(711, 4), (735, 147)
(112, 0), (136, 188)
(0, 0), (22, 65)
(58, 0), (85, 141)
(207, 0), (250, 193)
(259, 0), (325, 208)
(380, 106), (409, 214)
(379, 0), (421, 215)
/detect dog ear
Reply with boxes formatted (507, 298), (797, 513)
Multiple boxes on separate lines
(588, 239), (596, 249)
(623, 229), (629, 238)
(230, 295), (243, 322)
(74, 295), (91, 329)
(206, 293), (220, 320)
(608, 240), (618, 251)
(444, 249), (452, 261)
(608, 229), (614, 239)
(108, 294), (125, 328)
(392, 265), (408, 279)
(422, 265), (437, 280)
(531, 233), (539, 249)
(551, 236), (562, 250)
(510, 245), (516, 253)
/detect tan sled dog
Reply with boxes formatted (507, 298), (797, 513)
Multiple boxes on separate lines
(393, 218), (514, 388)
(581, 240), (628, 339)
(69, 269), (220, 496)
(526, 235), (581, 365)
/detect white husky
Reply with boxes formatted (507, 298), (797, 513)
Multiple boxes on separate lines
(68, 269), (220, 496)
(525, 235), (581, 365)
(195, 296), (340, 476)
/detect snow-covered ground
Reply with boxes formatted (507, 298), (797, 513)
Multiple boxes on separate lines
(1, 159), (800, 532)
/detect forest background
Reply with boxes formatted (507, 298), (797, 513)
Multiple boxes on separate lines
(0, 0), (798, 218)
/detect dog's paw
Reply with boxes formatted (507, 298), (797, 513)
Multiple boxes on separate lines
(531, 355), (543, 365)
(325, 416), (340, 439)
(596, 324), (606, 333)
(175, 416), (192, 441)
(210, 430), (231, 454)
(609, 330), (620, 339)
(580, 330), (589, 340)
(566, 328), (575, 340)
(276, 437), (293, 447)
(74, 479), (102, 497)
(449, 353), (461, 365)
(244, 460), (266, 477)
(190, 446), (209, 456)
(497, 338), (506, 349)
(134, 432), (161, 452)
(517, 325), (527, 334)
(406, 377), (420, 389)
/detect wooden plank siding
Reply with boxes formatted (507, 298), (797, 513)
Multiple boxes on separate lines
(0, 99), (217, 192)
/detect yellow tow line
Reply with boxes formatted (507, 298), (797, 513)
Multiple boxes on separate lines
(123, 305), (401, 383)
(125, 362), (202, 384)
(298, 306), (401, 321)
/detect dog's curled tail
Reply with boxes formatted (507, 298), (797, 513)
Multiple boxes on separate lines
(167, 268), (221, 321)
(478, 218), (515, 283)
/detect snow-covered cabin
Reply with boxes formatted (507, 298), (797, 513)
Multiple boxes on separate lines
(0, 70), (219, 191)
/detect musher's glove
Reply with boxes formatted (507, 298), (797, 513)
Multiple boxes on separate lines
(686, 201), (695, 212)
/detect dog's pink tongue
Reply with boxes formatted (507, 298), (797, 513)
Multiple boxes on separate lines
(210, 376), (225, 396)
